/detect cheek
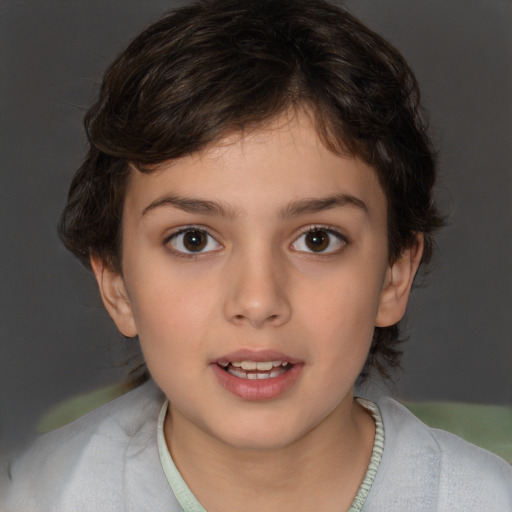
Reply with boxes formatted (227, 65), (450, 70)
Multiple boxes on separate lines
(296, 269), (382, 363)
(128, 279), (219, 400)
(301, 269), (383, 326)
(125, 262), (221, 355)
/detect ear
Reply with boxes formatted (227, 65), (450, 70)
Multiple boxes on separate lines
(375, 235), (424, 327)
(90, 255), (138, 337)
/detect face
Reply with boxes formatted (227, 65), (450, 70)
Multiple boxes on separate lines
(94, 112), (420, 451)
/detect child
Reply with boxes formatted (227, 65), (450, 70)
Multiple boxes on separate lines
(3, 0), (511, 510)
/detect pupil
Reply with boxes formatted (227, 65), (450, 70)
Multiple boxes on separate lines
(184, 230), (207, 251)
(305, 230), (329, 252)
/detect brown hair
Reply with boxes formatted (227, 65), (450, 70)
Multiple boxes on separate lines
(59, 0), (444, 381)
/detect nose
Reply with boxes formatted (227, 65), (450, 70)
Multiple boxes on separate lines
(223, 248), (292, 329)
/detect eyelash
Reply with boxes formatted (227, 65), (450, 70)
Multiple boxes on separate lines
(290, 225), (348, 255)
(164, 224), (348, 257)
(164, 226), (222, 257)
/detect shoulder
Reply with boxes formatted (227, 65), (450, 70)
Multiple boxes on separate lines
(364, 397), (512, 511)
(431, 426), (512, 508)
(2, 381), (178, 512)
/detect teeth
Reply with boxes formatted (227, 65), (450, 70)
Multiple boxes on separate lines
(255, 361), (273, 371)
(227, 363), (286, 380)
(226, 360), (288, 370)
(229, 368), (248, 378)
(227, 367), (287, 379)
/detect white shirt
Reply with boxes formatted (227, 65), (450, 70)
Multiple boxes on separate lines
(2, 380), (511, 511)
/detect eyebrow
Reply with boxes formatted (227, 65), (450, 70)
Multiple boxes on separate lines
(141, 193), (367, 219)
(141, 194), (238, 218)
(278, 194), (368, 218)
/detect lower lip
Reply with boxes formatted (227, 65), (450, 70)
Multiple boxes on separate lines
(211, 363), (303, 401)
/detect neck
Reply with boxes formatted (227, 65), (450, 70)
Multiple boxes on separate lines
(165, 397), (375, 512)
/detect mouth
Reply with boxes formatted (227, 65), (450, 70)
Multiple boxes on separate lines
(217, 360), (292, 380)
(211, 351), (302, 400)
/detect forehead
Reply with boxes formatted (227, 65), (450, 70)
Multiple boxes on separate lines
(124, 112), (386, 219)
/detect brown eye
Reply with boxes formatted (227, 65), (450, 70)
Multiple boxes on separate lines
(291, 227), (346, 254)
(168, 228), (221, 254)
(305, 230), (329, 252)
(183, 230), (207, 251)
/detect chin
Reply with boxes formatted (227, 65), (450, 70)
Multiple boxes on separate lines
(207, 413), (315, 452)
(219, 429), (302, 452)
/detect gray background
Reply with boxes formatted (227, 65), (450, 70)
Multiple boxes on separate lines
(1, 0), (511, 456)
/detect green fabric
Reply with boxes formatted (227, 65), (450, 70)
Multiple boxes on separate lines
(405, 401), (512, 464)
(157, 400), (206, 512)
(37, 383), (128, 434)
(348, 399), (385, 512)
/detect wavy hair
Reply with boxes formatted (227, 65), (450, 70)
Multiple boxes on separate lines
(59, 0), (444, 381)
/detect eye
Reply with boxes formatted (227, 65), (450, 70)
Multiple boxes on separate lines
(291, 227), (347, 254)
(167, 228), (222, 254)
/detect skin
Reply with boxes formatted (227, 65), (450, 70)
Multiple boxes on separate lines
(92, 111), (423, 511)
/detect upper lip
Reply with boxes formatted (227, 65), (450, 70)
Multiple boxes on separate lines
(213, 349), (301, 365)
